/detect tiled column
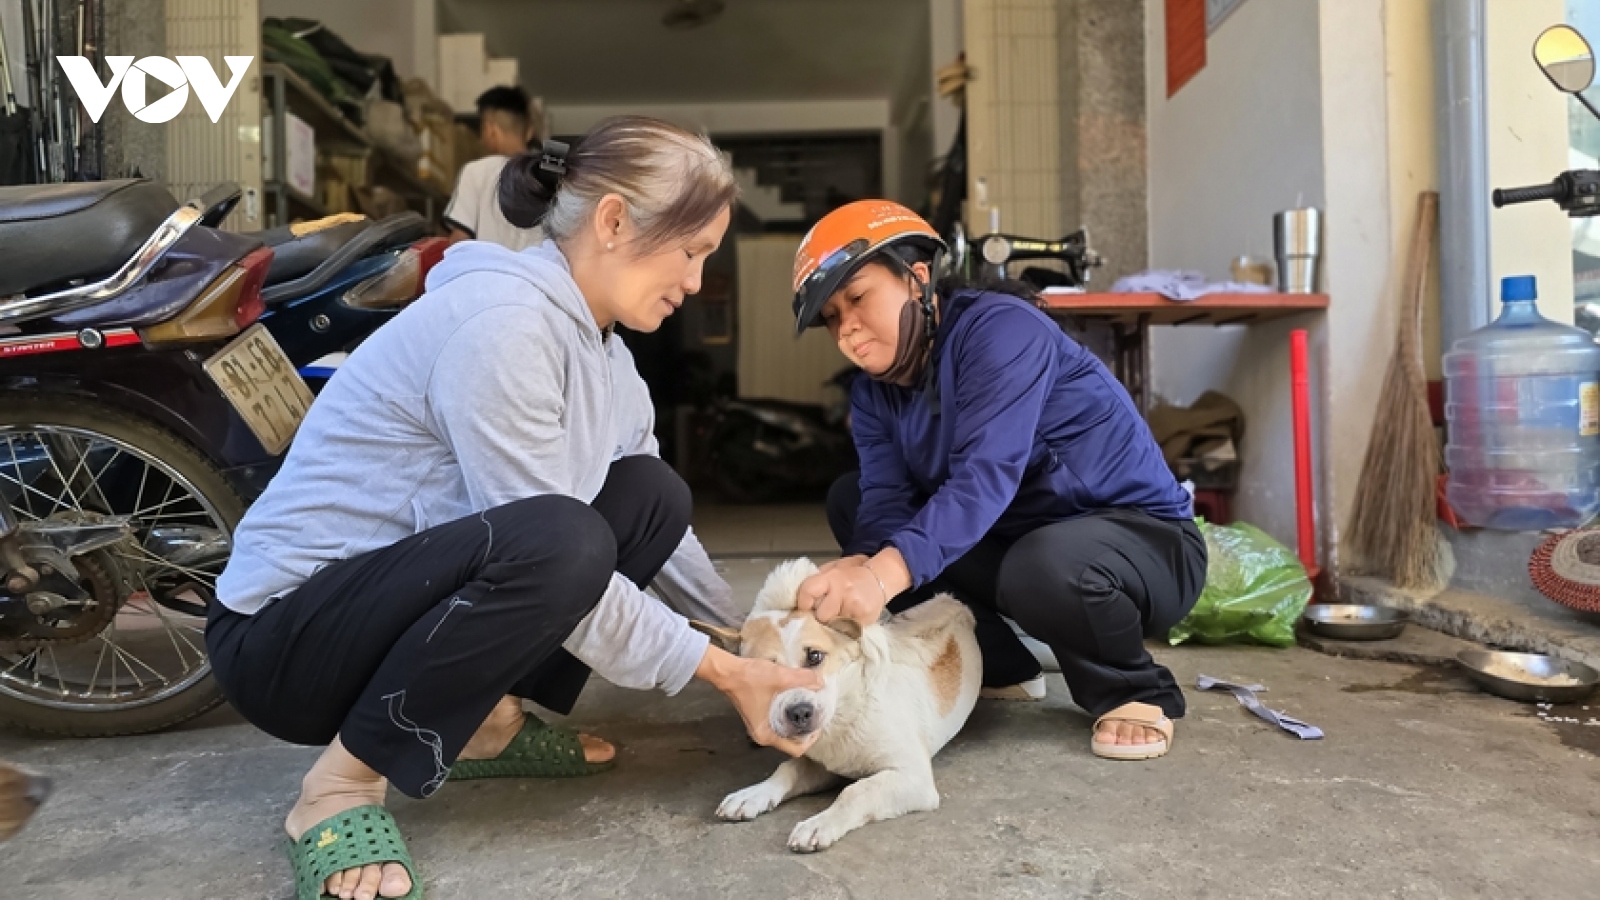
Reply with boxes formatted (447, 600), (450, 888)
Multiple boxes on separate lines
(963, 0), (1067, 238)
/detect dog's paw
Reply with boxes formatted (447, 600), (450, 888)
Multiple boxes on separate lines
(787, 811), (849, 853)
(717, 783), (785, 821)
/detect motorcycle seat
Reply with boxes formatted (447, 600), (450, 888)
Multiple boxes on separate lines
(245, 214), (375, 287)
(0, 180), (180, 297)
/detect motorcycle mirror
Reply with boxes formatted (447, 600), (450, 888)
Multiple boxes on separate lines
(1534, 24), (1595, 94)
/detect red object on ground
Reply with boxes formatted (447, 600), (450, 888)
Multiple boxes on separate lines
(1436, 473), (1466, 530)
(1426, 379), (1445, 426)
(1291, 330), (1319, 579)
(1191, 488), (1233, 525)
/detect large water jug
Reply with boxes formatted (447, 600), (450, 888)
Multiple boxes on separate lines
(1445, 275), (1600, 529)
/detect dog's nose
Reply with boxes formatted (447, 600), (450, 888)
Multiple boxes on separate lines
(785, 702), (816, 732)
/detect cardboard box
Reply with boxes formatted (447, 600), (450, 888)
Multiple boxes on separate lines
(438, 33), (488, 113)
(263, 111), (317, 197)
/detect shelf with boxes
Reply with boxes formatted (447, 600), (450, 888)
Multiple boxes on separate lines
(261, 63), (453, 229)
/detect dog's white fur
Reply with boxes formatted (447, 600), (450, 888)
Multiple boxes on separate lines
(717, 558), (982, 852)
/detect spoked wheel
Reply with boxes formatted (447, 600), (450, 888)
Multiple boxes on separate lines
(0, 396), (244, 736)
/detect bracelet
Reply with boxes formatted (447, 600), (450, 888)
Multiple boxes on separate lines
(863, 562), (891, 605)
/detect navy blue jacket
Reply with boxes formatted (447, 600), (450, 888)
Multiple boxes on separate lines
(847, 289), (1194, 587)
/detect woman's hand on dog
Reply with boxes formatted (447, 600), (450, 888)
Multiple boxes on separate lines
(817, 554), (870, 574)
(799, 549), (911, 628)
(697, 646), (822, 757)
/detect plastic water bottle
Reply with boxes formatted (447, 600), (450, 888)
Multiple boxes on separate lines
(1444, 276), (1600, 529)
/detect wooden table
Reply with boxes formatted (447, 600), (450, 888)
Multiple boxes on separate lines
(1039, 290), (1329, 412)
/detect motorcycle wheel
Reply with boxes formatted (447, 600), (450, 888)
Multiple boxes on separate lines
(0, 396), (243, 737)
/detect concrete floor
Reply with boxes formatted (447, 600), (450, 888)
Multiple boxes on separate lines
(3, 529), (1599, 897)
(691, 503), (838, 557)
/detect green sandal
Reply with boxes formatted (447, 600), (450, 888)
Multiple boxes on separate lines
(286, 805), (421, 900)
(448, 715), (614, 780)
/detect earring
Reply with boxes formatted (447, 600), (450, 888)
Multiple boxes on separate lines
(606, 242), (615, 250)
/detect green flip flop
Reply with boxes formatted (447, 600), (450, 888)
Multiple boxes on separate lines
(448, 715), (614, 780)
(286, 805), (421, 900)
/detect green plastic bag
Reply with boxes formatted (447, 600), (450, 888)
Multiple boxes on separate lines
(1168, 520), (1312, 648)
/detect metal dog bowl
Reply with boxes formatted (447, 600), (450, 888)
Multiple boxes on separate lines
(1301, 604), (1409, 641)
(1456, 650), (1600, 703)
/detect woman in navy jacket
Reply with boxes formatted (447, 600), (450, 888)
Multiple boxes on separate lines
(791, 200), (1206, 760)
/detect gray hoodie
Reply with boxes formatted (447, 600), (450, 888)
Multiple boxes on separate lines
(217, 240), (739, 694)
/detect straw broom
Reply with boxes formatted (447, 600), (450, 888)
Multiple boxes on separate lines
(1345, 191), (1445, 589)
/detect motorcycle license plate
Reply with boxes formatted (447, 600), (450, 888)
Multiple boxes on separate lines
(202, 324), (315, 455)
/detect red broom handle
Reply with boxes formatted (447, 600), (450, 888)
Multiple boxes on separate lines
(1291, 329), (1318, 576)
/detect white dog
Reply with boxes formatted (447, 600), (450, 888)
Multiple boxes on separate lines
(706, 558), (982, 852)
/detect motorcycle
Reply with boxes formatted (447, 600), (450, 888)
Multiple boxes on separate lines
(708, 367), (858, 504)
(250, 211), (445, 391)
(0, 177), (439, 736)
(1491, 25), (1600, 221)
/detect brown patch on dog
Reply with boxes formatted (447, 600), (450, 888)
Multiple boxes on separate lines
(739, 611), (860, 677)
(929, 635), (961, 716)
(739, 615), (785, 664)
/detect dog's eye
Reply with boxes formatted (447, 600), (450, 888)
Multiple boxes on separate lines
(804, 648), (825, 667)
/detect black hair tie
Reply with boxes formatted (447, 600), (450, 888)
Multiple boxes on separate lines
(539, 140), (570, 178)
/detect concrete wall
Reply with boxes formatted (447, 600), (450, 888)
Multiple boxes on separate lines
(929, 0), (964, 159)
(1143, 0), (1436, 575)
(1484, 0), (1574, 323)
(892, 6), (935, 204)
(1063, 0), (1148, 285)
(1317, 0), (1401, 573)
(101, 0), (169, 180)
(546, 99), (893, 137)
(1144, 0), (1325, 547)
(1386, 0), (1443, 380)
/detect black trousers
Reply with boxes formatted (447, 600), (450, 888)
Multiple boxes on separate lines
(207, 456), (690, 799)
(827, 473), (1206, 719)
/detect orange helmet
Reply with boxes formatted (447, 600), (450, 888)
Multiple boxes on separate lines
(791, 200), (947, 334)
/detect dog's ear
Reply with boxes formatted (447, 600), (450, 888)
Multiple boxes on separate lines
(688, 620), (742, 654)
(825, 617), (863, 642)
(751, 557), (821, 615)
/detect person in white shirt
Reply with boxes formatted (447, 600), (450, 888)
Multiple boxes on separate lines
(444, 85), (544, 250)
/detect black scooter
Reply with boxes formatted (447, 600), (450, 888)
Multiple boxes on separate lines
(708, 367), (858, 504)
(1492, 25), (1600, 221)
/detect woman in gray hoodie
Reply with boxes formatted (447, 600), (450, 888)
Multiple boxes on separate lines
(208, 117), (820, 900)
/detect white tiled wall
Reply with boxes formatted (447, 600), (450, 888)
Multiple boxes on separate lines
(166, 0), (263, 229)
(963, 0), (1066, 237)
(735, 234), (845, 405)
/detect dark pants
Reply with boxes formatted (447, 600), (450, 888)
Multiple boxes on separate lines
(827, 473), (1206, 719)
(206, 456), (690, 799)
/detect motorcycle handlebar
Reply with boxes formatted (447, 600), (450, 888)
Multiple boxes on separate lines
(1492, 181), (1565, 208)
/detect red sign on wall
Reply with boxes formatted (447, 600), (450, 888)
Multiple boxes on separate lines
(1166, 0), (1207, 97)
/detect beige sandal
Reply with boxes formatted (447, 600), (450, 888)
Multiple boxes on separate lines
(1091, 702), (1173, 760)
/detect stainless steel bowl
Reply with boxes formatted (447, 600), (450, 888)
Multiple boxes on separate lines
(1301, 604), (1409, 641)
(1456, 650), (1600, 703)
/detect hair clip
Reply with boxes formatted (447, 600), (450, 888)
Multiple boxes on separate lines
(539, 140), (570, 177)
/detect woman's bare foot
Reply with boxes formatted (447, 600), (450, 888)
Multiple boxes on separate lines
(456, 696), (616, 764)
(284, 737), (412, 900)
(1093, 719), (1166, 747)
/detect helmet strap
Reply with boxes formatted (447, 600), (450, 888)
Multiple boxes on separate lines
(872, 250), (941, 389)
